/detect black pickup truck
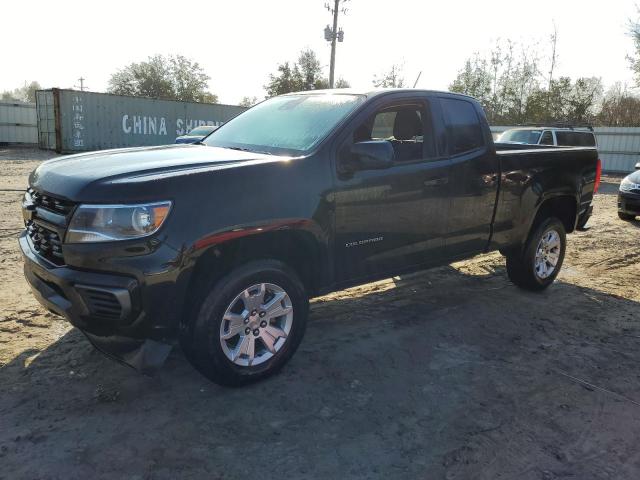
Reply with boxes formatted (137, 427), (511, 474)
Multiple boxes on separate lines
(20, 89), (600, 385)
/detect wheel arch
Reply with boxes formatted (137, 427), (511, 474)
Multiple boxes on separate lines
(531, 194), (579, 234)
(501, 194), (578, 257)
(181, 220), (329, 326)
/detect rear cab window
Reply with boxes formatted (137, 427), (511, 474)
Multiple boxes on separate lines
(440, 98), (484, 155)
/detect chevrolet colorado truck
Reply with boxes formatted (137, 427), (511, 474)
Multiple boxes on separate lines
(20, 89), (600, 386)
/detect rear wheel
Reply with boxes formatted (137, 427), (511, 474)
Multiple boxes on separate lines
(618, 212), (636, 221)
(506, 217), (566, 291)
(181, 259), (308, 386)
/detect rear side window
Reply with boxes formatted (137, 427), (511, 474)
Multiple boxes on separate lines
(540, 131), (554, 145)
(556, 131), (596, 147)
(441, 98), (484, 155)
(578, 132), (596, 146)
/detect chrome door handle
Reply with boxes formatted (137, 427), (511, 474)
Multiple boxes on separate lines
(423, 177), (449, 187)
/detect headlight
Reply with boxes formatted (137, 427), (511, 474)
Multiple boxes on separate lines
(66, 201), (172, 243)
(620, 177), (635, 192)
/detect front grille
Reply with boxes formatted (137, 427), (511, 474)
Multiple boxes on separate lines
(26, 222), (65, 265)
(23, 188), (77, 266)
(28, 188), (76, 215)
(76, 287), (123, 321)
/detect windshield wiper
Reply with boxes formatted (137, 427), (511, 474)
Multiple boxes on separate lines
(225, 146), (273, 155)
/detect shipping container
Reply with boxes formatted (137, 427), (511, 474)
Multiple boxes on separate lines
(491, 126), (640, 173)
(0, 101), (38, 144)
(36, 89), (247, 153)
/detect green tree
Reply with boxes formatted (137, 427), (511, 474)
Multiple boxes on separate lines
(629, 12), (640, 87)
(239, 96), (259, 107)
(265, 49), (349, 96)
(265, 61), (301, 97)
(108, 55), (217, 103)
(596, 83), (640, 126)
(1, 81), (42, 103)
(296, 49), (326, 90)
(169, 55), (216, 103)
(450, 55), (492, 104)
(567, 77), (603, 124)
(334, 78), (351, 88)
(373, 64), (405, 88)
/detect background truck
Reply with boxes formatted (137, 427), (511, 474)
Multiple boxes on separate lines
(20, 89), (600, 386)
(497, 125), (597, 148)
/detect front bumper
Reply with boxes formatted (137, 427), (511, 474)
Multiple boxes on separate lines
(618, 191), (640, 216)
(19, 233), (172, 373)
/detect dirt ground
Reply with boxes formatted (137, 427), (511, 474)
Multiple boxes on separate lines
(1, 146), (639, 480)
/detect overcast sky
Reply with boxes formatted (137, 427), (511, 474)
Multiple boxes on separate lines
(2, 0), (638, 104)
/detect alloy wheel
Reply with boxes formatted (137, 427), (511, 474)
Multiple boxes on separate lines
(534, 229), (561, 279)
(219, 283), (293, 367)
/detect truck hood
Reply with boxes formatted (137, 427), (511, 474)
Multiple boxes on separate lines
(29, 144), (282, 198)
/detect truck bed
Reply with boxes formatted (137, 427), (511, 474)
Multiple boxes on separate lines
(489, 143), (599, 249)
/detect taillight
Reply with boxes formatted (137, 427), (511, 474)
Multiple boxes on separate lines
(594, 158), (602, 194)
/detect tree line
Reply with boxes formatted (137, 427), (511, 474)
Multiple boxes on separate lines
(1, 81), (41, 103)
(449, 33), (640, 127)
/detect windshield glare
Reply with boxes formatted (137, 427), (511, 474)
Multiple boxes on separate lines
(498, 129), (542, 144)
(204, 94), (365, 154)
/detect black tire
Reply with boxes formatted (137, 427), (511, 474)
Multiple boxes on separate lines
(618, 212), (636, 221)
(506, 217), (566, 291)
(181, 259), (308, 386)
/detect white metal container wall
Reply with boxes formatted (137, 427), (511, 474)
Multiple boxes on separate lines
(0, 101), (37, 144)
(490, 126), (640, 173)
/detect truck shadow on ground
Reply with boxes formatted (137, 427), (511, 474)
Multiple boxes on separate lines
(2, 265), (640, 479)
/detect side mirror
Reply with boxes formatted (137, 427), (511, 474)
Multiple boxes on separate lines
(350, 140), (394, 171)
(635, 162), (640, 170)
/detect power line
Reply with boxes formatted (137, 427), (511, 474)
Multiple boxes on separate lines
(324, 0), (348, 88)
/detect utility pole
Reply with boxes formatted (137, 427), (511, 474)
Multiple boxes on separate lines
(324, 0), (348, 88)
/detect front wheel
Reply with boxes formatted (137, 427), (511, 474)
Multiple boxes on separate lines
(506, 217), (566, 291)
(618, 212), (636, 221)
(182, 259), (308, 386)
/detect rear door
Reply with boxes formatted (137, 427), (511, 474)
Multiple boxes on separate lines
(333, 94), (450, 283)
(439, 96), (500, 257)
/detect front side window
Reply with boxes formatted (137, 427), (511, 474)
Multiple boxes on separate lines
(351, 103), (435, 163)
(441, 98), (484, 155)
(204, 94), (365, 155)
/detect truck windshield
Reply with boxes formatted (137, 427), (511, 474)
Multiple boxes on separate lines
(498, 129), (542, 144)
(203, 94), (365, 155)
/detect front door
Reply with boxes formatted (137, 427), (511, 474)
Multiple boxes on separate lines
(333, 96), (451, 284)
